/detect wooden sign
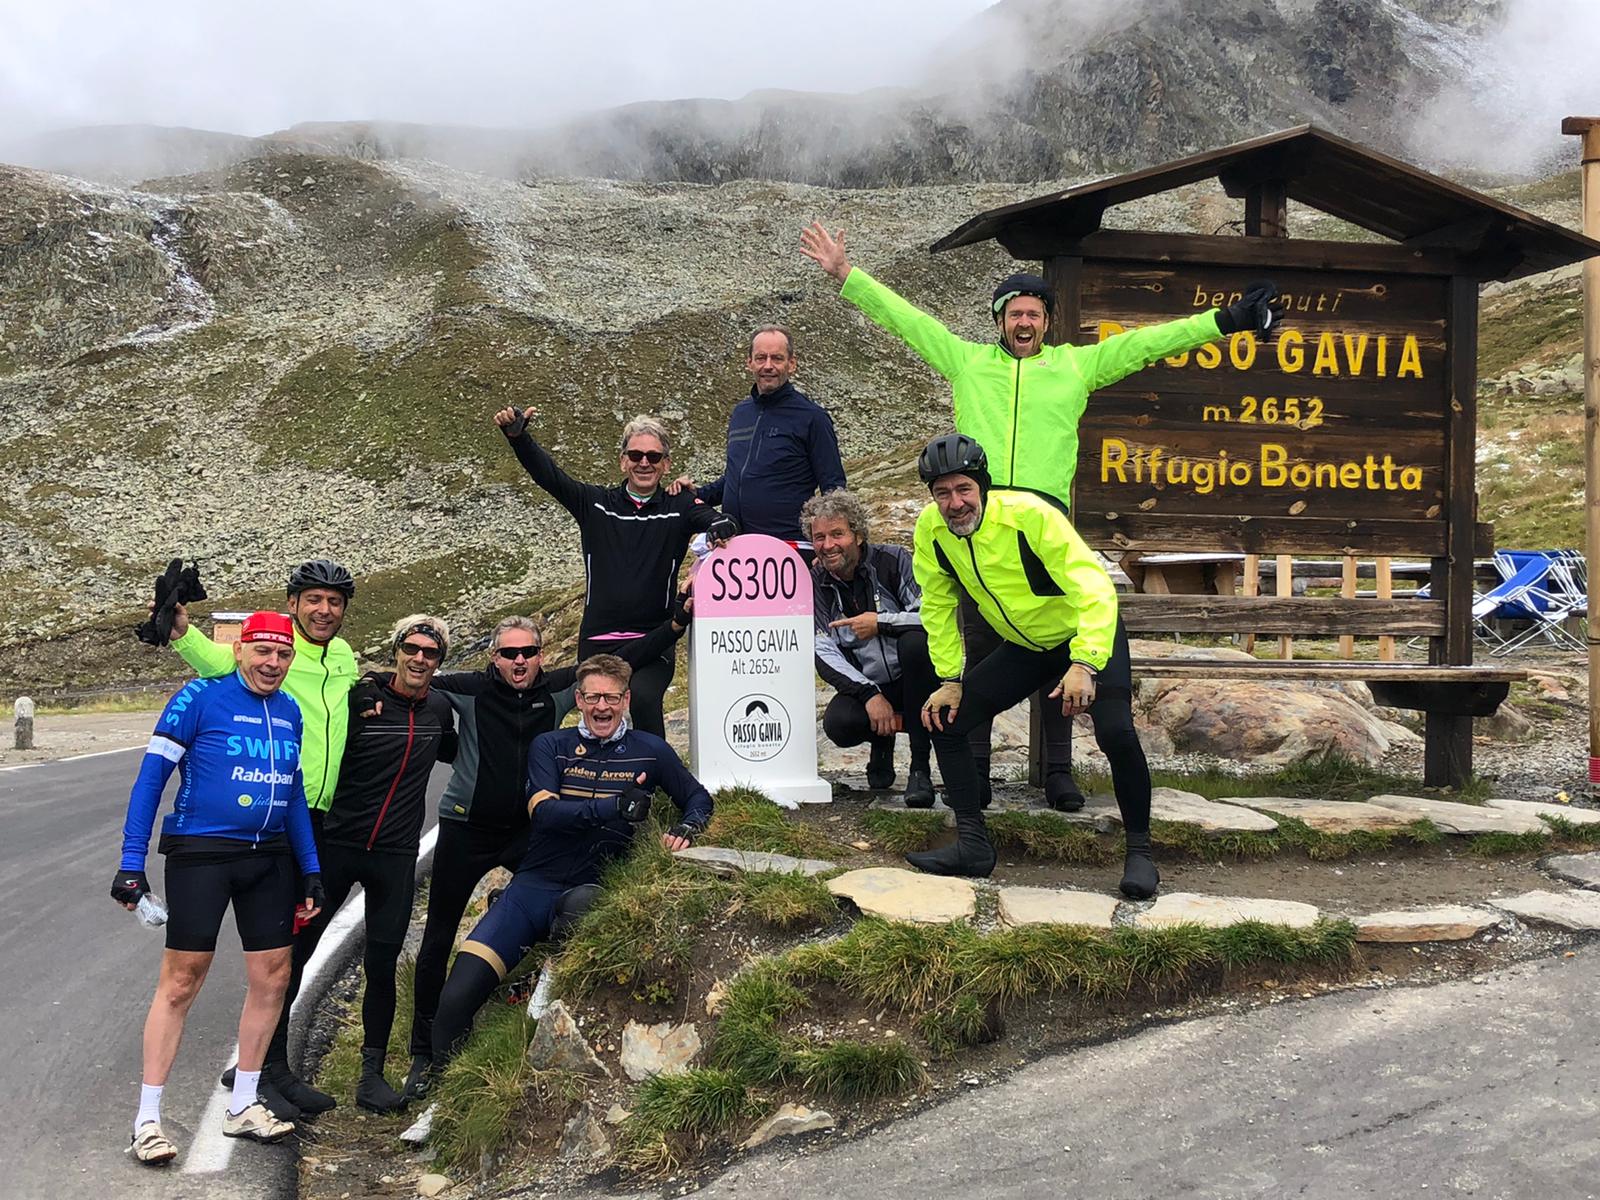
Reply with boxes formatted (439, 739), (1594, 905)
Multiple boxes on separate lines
(1063, 249), (1459, 556)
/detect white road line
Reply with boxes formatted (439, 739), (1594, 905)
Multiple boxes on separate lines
(0, 744), (145, 771)
(182, 824), (441, 1175)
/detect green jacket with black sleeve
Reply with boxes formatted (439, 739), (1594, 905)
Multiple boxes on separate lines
(839, 267), (1224, 508)
(169, 623), (359, 812)
(911, 489), (1119, 681)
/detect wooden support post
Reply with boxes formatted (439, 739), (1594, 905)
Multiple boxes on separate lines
(1242, 553), (1260, 653)
(14, 697), (33, 751)
(1425, 276), (1481, 788)
(1276, 554), (1294, 659)
(1563, 117), (1600, 793)
(1376, 557), (1396, 661)
(1339, 555), (1358, 659)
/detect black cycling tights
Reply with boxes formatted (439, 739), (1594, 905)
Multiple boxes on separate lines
(928, 638), (1152, 837)
(361, 940), (404, 1053)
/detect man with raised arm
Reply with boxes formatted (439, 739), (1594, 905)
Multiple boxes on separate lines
(800, 222), (1282, 812)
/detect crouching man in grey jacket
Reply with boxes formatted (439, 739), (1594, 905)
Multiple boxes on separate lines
(804, 489), (940, 807)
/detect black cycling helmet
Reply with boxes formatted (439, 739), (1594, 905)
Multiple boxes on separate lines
(286, 558), (355, 599)
(991, 272), (1054, 320)
(918, 433), (991, 491)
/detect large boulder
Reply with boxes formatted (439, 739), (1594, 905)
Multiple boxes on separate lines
(1129, 642), (1417, 767)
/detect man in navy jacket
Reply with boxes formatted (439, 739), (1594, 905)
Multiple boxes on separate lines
(678, 326), (846, 552)
(426, 653), (712, 1067)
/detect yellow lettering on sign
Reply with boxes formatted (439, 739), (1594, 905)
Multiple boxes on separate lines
(1229, 333), (1257, 370)
(1398, 335), (1423, 379)
(1343, 333), (1369, 375)
(1260, 443), (1288, 487)
(1101, 437), (1129, 482)
(1196, 341), (1222, 369)
(1097, 321), (1125, 342)
(1277, 329), (1304, 373)
(1312, 332), (1341, 376)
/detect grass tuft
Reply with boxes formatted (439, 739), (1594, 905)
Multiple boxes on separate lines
(736, 870), (840, 929)
(986, 811), (1114, 863)
(1540, 815), (1600, 846)
(861, 808), (947, 853)
(552, 843), (727, 997)
(1466, 830), (1552, 857)
(791, 1039), (926, 1100)
(705, 786), (841, 857)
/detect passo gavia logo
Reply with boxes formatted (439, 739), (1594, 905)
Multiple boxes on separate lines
(723, 694), (790, 763)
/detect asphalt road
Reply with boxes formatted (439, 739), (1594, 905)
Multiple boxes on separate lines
(0, 746), (444, 1199)
(614, 952), (1600, 1200)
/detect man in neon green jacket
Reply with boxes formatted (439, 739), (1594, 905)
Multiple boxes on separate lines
(909, 434), (1158, 897)
(801, 221), (1283, 810)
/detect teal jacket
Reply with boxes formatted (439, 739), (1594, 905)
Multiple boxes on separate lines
(840, 267), (1224, 507)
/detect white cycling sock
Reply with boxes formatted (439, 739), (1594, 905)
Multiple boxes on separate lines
(230, 1068), (261, 1116)
(134, 1083), (163, 1135)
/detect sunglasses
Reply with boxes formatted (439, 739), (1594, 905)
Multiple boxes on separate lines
(495, 645), (542, 660)
(623, 449), (666, 465)
(399, 641), (443, 661)
(578, 690), (625, 705)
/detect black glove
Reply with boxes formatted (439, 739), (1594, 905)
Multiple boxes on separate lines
(301, 872), (325, 911)
(111, 870), (151, 905)
(707, 514), (739, 544)
(133, 558), (208, 647)
(672, 590), (694, 628)
(350, 674), (385, 718)
(609, 786), (654, 823)
(1216, 280), (1287, 338)
(666, 818), (706, 846)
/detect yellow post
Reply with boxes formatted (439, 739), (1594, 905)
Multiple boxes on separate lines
(1242, 553), (1259, 653)
(1339, 555), (1357, 659)
(1376, 557), (1396, 661)
(1565, 117), (1600, 794)
(1276, 554), (1294, 660)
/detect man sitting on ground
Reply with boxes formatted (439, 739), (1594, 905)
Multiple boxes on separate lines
(113, 612), (323, 1166)
(427, 654), (713, 1068)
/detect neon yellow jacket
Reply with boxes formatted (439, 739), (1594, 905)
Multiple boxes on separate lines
(840, 268), (1224, 506)
(913, 489), (1119, 679)
(170, 623), (359, 811)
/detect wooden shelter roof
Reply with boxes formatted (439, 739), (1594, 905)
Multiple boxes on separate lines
(930, 125), (1600, 281)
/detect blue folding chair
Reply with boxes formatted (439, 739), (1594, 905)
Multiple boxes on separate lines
(1492, 550), (1586, 654)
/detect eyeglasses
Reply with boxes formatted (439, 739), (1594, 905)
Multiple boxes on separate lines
(399, 642), (443, 661)
(623, 449), (666, 465)
(495, 645), (542, 660)
(577, 690), (625, 705)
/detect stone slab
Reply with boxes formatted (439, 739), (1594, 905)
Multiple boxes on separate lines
(1218, 795), (1414, 834)
(1490, 889), (1600, 931)
(1355, 906), (1504, 942)
(741, 1103), (836, 1149)
(997, 886), (1119, 929)
(1134, 892), (1320, 930)
(1487, 797), (1600, 827)
(674, 846), (837, 877)
(1541, 852), (1600, 890)
(1148, 787), (1279, 834)
(527, 1001), (611, 1078)
(1365, 794), (1547, 835)
(620, 1019), (702, 1081)
(826, 867), (977, 924)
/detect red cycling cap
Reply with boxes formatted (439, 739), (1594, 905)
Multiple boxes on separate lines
(241, 611), (295, 646)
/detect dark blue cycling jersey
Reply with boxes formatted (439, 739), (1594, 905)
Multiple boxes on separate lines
(119, 672), (321, 874)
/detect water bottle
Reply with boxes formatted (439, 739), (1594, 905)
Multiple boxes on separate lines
(136, 893), (169, 928)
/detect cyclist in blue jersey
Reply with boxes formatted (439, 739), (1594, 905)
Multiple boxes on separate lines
(112, 611), (325, 1167)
